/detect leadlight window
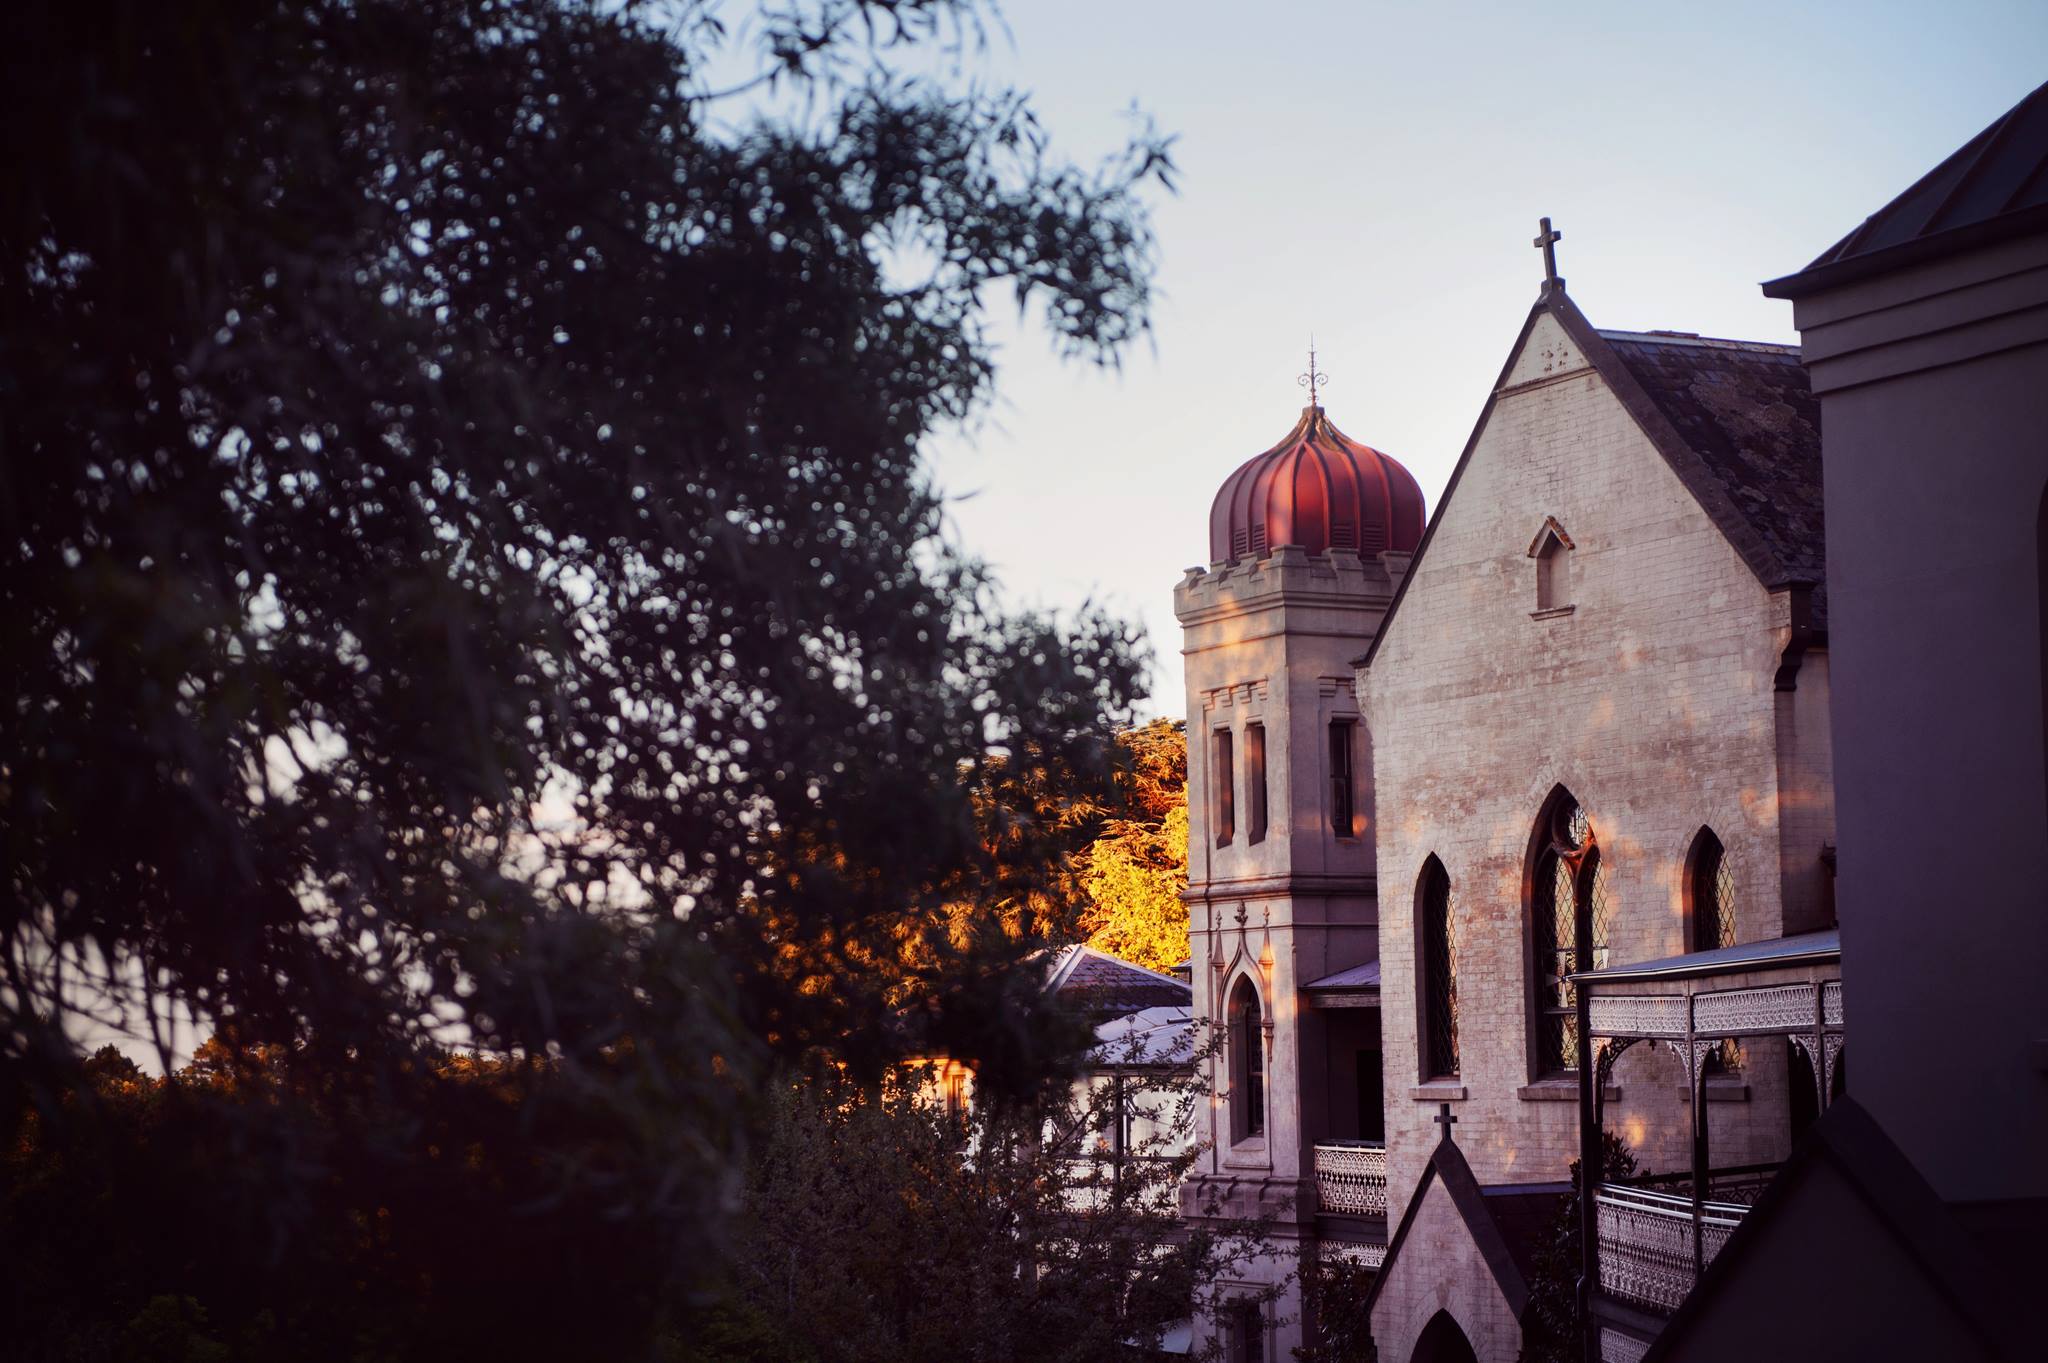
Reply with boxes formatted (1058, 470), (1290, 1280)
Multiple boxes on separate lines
(1213, 729), (1235, 848)
(1246, 723), (1268, 845)
(1328, 721), (1355, 837)
(1690, 828), (1740, 1070)
(1230, 978), (1265, 1141)
(1690, 827), (1737, 953)
(1421, 857), (1459, 1079)
(1531, 794), (1608, 1074)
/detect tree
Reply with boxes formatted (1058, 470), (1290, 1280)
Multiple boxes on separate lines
(1080, 720), (1190, 971)
(2, 0), (1172, 1351)
(1518, 1131), (1638, 1363)
(670, 1052), (1266, 1363)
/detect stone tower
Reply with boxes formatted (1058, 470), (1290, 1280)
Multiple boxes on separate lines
(1176, 398), (1422, 1359)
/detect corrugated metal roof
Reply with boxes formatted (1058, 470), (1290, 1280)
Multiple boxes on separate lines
(1572, 928), (1841, 984)
(1765, 80), (2048, 297)
(1302, 960), (1381, 992)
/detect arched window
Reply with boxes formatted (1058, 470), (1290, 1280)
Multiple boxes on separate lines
(1419, 857), (1459, 1079)
(1530, 791), (1609, 1075)
(1688, 827), (1737, 953)
(1229, 977), (1265, 1141)
(1529, 517), (1575, 614)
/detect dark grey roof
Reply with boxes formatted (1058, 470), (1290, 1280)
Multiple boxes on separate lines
(1302, 960), (1381, 992)
(1572, 929), (1841, 985)
(1046, 946), (1193, 1015)
(1765, 80), (2048, 298)
(1597, 331), (1827, 623)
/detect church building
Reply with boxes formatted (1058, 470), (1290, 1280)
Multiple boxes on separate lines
(1176, 228), (1833, 1363)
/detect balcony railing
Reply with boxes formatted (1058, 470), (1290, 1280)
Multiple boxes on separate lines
(1594, 1183), (1751, 1313)
(1313, 1140), (1387, 1218)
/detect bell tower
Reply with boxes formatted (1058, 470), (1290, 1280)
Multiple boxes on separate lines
(1176, 392), (1422, 1353)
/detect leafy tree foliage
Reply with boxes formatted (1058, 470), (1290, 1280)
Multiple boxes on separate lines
(669, 1055), (1265, 1363)
(1518, 1131), (1639, 1363)
(1080, 719), (1190, 971)
(2, 0), (1171, 1352)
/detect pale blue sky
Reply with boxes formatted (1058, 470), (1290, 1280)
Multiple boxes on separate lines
(921, 0), (2046, 716)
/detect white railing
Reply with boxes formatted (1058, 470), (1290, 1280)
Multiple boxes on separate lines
(1313, 1141), (1387, 1218)
(1594, 1184), (1749, 1313)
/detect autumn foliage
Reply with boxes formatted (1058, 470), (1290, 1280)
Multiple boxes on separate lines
(1077, 719), (1191, 973)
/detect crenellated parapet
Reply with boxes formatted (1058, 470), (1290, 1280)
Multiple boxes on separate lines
(1175, 545), (1411, 633)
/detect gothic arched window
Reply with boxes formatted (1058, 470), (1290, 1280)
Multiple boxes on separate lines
(1688, 827), (1737, 953)
(1229, 977), (1266, 1142)
(1530, 791), (1609, 1075)
(1419, 857), (1459, 1080)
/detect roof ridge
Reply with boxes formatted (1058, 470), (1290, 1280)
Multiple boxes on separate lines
(1596, 328), (1801, 354)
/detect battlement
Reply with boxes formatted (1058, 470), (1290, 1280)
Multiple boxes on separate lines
(1174, 545), (1411, 627)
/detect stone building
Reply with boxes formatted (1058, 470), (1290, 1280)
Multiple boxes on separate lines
(1177, 239), (1834, 1361)
(1640, 78), (2048, 1363)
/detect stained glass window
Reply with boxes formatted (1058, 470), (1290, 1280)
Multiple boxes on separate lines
(1691, 828), (1739, 1069)
(1422, 858), (1459, 1078)
(1533, 795), (1605, 1074)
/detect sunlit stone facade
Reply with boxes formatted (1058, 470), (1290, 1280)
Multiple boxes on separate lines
(1179, 281), (1833, 1362)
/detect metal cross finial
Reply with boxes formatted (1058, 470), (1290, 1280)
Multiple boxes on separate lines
(1434, 1102), (1459, 1141)
(1534, 216), (1564, 289)
(1297, 342), (1328, 407)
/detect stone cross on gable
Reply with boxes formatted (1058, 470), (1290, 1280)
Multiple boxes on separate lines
(1434, 1101), (1458, 1142)
(1533, 216), (1564, 290)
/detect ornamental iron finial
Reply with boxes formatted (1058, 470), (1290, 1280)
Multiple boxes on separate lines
(1297, 341), (1328, 407)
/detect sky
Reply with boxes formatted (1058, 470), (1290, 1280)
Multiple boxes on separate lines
(915, 0), (2048, 717)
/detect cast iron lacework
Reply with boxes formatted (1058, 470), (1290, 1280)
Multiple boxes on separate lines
(1423, 860), (1459, 1077)
(1535, 797), (1605, 1072)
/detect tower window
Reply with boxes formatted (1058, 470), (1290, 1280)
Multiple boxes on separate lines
(1530, 792), (1609, 1075)
(1246, 724), (1268, 844)
(1212, 729), (1235, 847)
(1233, 1301), (1264, 1363)
(1420, 856), (1459, 1080)
(1230, 978), (1265, 1141)
(1328, 721), (1355, 837)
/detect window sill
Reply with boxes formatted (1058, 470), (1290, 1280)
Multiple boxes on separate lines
(1530, 605), (1576, 620)
(1409, 1082), (1467, 1101)
(1681, 1077), (1751, 1104)
(1517, 1079), (1619, 1102)
(1221, 1137), (1271, 1171)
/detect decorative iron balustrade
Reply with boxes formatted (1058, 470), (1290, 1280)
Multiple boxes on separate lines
(1313, 1141), (1388, 1218)
(1594, 1183), (1749, 1313)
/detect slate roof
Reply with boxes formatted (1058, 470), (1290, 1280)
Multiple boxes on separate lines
(1358, 289), (1831, 671)
(1596, 330), (1827, 622)
(1765, 79), (2048, 298)
(1045, 945), (1193, 1016)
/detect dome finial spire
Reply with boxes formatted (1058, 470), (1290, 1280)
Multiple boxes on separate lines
(1297, 339), (1328, 408)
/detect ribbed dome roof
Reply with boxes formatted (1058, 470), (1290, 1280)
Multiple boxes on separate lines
(1208, 405), (1426, 564)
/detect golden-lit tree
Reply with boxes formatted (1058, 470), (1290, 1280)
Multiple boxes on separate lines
(1079, 720), (1190, 972)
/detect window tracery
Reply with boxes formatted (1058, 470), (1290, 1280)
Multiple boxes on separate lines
(1531, 791), (1607, 1073)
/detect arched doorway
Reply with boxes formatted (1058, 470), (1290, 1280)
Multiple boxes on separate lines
(1410, 1309), (1478, 1363)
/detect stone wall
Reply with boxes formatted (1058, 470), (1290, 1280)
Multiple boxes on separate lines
(1361, 310), (1833, 1215)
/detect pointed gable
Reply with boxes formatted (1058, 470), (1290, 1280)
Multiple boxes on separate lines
(1361, 286), (1826, 667)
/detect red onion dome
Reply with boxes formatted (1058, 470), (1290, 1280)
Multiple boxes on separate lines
(1208, 405), (1426, 563)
